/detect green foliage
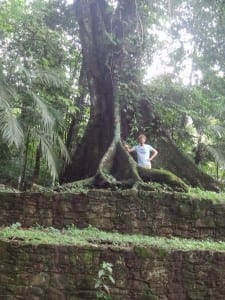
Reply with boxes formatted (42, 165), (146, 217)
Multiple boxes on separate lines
(56, 178), (93, 193)
(188, 187), (225, 202)
(2, 225), (225, 252)
(95, 261), (115, 300)
(143, 74), (225, 180)
(0, 0), (81, 188)
(138, 167), (189, 192)
(1, 0), (225, 187)
(9, 222), (22, 230)
(0, 96), (24, 148)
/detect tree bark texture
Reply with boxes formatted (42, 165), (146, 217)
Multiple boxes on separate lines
(62, 0), (139, 182)
(62, 0), (115, 182)
(65, 62), (88, 157)
(62, 0), (220, 191)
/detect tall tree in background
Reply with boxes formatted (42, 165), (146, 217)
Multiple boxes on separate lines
(63, 0), (142, 188)
(62, 0), (219, 191)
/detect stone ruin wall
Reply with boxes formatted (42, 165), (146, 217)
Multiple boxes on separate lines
(0, 240), (225, 299)
(0, 190), (224, 239)
(1, 190), (225, 299)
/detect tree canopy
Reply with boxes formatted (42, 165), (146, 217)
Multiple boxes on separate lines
(0, 0), (224, 191)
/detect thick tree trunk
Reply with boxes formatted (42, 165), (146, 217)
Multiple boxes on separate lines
(63, 113), (113, 182)
(65, 63), (87, 157)
(155, 138), (219, 190)
(62, 0), (114, 182)
(61, 0), (220, 192)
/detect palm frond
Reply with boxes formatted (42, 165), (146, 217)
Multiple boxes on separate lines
(31, 125), (70, 181)
(13, 64), (67, 89)
(57, 135), (71, 164)
(209, 124), (225, 139)
(31, 93), (55, 128)
(0, 82), (11, 100)
(17, 64), (32, 84)
(32, 69), (68, 88)
(207, 144), (225, 168)
(39, 134), (58, 181)
(0, 97), (23, 148)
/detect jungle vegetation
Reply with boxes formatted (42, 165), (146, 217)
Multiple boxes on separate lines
(0, 0), (225, 191)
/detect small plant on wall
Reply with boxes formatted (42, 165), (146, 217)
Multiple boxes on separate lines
(95, 261), (115, 300)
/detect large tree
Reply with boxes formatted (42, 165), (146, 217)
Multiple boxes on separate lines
(62, 0), (219, 191)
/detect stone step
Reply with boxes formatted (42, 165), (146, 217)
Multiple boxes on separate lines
(0, 228), (225, 300)
(0, 189), (225, 240)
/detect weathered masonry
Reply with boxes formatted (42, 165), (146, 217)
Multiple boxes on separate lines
(0, 240), (225, 299)
(0, 190), (225, 240)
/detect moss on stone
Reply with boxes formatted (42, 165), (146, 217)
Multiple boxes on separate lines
(142, 290), (158, 300)
(191, 207), (202, 219)
(138, 167), (189, 192)
(134, 246), (155, 259)
(204, 217), (216, 228)
(81, 251), (93, 266)
(178, 203), (192, 217)
(157, 248), (168, 259)
(69, 254), (77, 267)
(55, 178), (93, 193)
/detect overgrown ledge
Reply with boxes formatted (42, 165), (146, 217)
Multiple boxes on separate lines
(0, 189), (225, 240)
(1, 227), (225, 299)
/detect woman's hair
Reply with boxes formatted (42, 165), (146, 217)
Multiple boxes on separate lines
(138, 134), (146, 141)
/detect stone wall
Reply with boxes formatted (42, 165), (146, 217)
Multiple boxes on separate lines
(0, 240), (225, 300)
(0, 190), (225, 240)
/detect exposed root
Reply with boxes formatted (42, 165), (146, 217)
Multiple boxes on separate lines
(92, 139), (188, 192)
(138, 167), (189, 192)
(93, 140), (141, 188)
(57, 140), (189, 193)
(54, 177), (94, 193)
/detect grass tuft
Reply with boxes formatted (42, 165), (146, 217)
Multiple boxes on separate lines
(1, 224), (225, 252)
(188, 187), (225, 202)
